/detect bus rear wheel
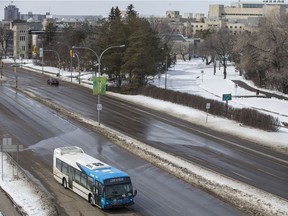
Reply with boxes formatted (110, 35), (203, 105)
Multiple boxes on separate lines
(62, 178), (68, 189)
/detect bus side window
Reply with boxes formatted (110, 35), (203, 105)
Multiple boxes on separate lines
(98, 182), (103, 195)
(88, 176), (93, 191)
(95, 181), (99, 195)
(74, 170), (80, 183)
(56, 158), (61, 170)
(62, 162), (68, 175)
(80, 172), (87, 188)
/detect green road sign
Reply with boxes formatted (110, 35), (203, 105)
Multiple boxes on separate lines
(222, 93), (232, 101)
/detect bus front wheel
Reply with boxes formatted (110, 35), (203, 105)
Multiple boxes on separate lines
(62, 178), (68, 189)
(89, 194), (94, 206)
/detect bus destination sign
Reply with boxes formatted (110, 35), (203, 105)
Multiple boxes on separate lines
(104, 177), (131, 185)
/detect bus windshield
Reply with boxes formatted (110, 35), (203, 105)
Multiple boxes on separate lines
(105, 183), (133, 198)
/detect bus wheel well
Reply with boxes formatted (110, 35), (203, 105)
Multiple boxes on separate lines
(89, 194), (94, 205)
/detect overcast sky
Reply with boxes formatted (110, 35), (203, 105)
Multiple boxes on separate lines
(1, 0), (245, 19)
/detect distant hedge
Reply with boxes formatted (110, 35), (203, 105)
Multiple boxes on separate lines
(138, 85), (280, 132)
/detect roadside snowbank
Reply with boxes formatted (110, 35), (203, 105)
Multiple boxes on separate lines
(0, 153), (56, 215)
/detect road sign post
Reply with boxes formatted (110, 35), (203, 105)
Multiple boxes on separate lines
(222, 94), (232, 116)
(235, 84), (238, 96)
(206, 102), (210, 123)
(0, 60), (3, 79)
(201, 70), (204, 82)
(1, 137), (23, 180)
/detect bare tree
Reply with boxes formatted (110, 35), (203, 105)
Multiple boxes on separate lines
(234, 14), (288, 92)
(198, 37), (217, 74)
(0, 24), (12, 58)
(171, 42), (190, 61)
(202, 29), (235, 79)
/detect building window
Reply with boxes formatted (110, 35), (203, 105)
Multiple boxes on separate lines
(19, 36), (26, 41)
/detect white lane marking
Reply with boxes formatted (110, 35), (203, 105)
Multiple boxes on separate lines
(231, 171), (253, 181)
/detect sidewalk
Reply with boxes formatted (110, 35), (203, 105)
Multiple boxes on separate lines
(232, 80), (288, 100)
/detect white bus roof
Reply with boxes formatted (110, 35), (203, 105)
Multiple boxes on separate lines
(54, 146), (111, 170)
(54, 146), (84, 155)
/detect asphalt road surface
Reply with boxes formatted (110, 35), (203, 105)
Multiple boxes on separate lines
(0, 67), (245, 215)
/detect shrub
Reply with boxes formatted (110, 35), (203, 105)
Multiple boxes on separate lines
(138, 86), (280, 132)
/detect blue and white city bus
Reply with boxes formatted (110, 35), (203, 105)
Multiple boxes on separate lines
(53, 146), (137, 209)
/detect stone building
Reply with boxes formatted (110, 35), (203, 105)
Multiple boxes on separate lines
(12, 22), (43, 59)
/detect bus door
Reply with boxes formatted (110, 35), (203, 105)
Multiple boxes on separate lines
(68, 167), (73, 188)
(94, 181), (103, 206)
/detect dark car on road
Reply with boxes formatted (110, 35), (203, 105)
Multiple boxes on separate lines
(47, 78), (59, 86)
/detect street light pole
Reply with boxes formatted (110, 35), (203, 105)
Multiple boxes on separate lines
(73, 52), (80, 84)
(72, 45), (125, 125)
(72, 46), (99, 76)
(56, 41), (73, 75)
(165, 55), (168, 89)
(0, 60), (3, 79)
(97, 45), (125, 125)
(37, 39), (44, 74)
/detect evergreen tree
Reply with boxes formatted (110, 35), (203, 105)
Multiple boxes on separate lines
(121, 18), (162, 88)
(108, 6), (121, 21)
(126, 4), (137, 19)
(80, 4), (163, 89)
(44, 22), (57, 45)
(114, 6), (121, 19)
(97, 6), (127, 86)
(108, 7), (115, 20)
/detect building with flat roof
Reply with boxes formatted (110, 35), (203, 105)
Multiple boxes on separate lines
(206, 0), (288, 33)
(209, 0), (288, 20)
(21, 12), (47, 22)
(4, 4), (20, 21)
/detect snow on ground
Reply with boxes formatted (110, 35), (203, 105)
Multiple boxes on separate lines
(1, 58), (288, 215)
(0, 153), (55, 215)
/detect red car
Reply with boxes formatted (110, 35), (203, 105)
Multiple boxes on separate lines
(47, 78), (59, 86)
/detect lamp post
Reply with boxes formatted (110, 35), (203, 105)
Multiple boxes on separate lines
(57, 42), (73, 76)
(72, 46), (99, 75)
(162, 48), (173, 90)
(0, 60), (3, 79)
(38, 39), (44, 74)
(72, 45), (125, 125)
(165, 55), (168, 89)
(73, 52), (80, 84)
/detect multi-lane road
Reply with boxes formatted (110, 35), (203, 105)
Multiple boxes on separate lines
(0, 64), (287, 215)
